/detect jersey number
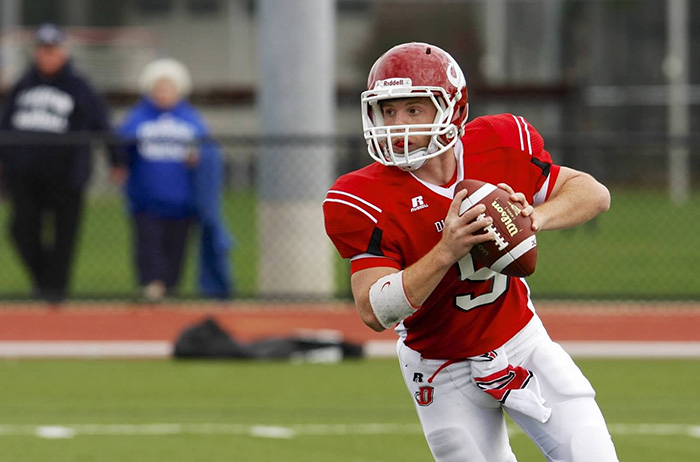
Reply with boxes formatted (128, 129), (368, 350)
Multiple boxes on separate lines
(455, 255), (508, 312)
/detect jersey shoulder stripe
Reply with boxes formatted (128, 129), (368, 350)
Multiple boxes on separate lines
(323, 164), (395, 260)
(323, 198), (378, 223)
(327, 189), (382, 213)
(463, 113), (545, 158)
(511, 114), (533, 155)
(324, 189), (382, 224)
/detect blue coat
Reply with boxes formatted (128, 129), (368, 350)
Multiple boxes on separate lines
(119, 98), (201, 219)
(119, 98), (234, 298)
(194, 139), (235, 299)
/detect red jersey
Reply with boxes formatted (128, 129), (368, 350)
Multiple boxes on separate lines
(323, 114), (560, 359)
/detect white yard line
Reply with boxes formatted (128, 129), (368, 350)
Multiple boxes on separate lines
(365, 340), (700, 358)
(0, 341), (173, 358)
(1, 340), (700, 358)
(0, 422), (698, 440)
(558, 341), (700, 358)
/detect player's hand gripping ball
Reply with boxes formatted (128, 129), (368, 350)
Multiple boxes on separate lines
(455, 179), (537, 277)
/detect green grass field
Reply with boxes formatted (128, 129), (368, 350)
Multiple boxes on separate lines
(528, 188), (700, 299)
(0, 358), (698, 461)
(0, 190), (260, 299)
(0, 187), (698, 299)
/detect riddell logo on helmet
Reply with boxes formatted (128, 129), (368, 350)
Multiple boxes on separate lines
(374, 78), (412, 89)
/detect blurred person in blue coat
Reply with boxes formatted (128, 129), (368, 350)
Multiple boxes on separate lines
(119, 58), (233, 302)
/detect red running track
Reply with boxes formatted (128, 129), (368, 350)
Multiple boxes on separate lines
(0, 301), (698, 344)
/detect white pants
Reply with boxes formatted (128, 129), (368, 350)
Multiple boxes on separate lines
(397, 316), (618, 462)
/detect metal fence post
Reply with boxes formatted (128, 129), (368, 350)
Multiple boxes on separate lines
(258, 0), (336, 298)
(666, 0), (690, 204)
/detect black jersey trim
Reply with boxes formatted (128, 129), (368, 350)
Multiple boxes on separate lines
(366, 227), (384, 256)
(530, 157), (551, 177)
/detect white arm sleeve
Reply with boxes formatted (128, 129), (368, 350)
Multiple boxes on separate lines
(368, 271), (417, 330)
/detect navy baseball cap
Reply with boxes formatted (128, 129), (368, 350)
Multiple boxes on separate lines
(35, 24), (65, 46)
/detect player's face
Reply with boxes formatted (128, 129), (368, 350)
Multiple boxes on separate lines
(380, 98), (437, 151)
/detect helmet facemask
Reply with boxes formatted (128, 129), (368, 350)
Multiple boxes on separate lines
(361, 83), (466, 171)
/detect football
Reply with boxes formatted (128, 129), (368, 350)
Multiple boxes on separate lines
(455, 179), (537, 277)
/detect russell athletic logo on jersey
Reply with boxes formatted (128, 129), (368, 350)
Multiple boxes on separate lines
(410, 196), (429, 212)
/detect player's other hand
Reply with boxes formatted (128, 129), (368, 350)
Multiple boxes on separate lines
(497, 182), (540, 232)
(438, 189), (495, 264)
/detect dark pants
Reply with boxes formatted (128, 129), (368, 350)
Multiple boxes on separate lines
(6, 173), (84, 303)
(132, 213), (192, 291)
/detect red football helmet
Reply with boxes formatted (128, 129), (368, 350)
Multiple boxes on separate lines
(361, 42), (469, 171)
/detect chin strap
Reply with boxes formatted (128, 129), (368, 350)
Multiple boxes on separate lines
(396, 142), (440, 171)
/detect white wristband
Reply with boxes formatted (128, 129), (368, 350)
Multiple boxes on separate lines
(369, 271), (417, 329)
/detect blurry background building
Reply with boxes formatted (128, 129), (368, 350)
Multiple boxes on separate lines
(0, 0), (698, 301)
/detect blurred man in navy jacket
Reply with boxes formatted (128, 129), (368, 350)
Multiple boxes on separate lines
(0, 24), (126, 303)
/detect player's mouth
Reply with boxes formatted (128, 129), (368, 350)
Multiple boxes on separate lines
(393, 140), (410, 152)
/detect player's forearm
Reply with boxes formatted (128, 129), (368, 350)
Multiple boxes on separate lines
(403, 198), (493, 306)
(351, 267), (397, 332)
(351, 243), (453, 332)
(536, 172), (610, 231)
(402, 242), (455, 307)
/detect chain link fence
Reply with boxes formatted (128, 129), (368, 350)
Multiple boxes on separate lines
(0, 132), (697, 302)
(0, 0), (698, 303)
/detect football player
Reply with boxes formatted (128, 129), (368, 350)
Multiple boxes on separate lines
(323, 42), (618, 461)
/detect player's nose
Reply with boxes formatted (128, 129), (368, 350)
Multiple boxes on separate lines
(393, 109), (412, 125)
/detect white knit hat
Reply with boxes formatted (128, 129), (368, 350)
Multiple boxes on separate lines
(138, 58), (192, 97)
